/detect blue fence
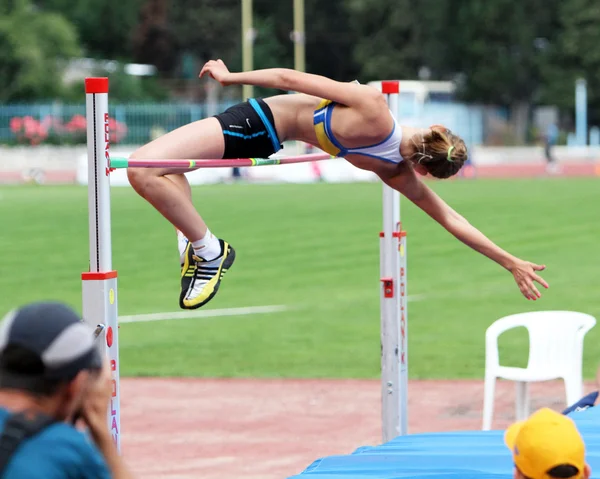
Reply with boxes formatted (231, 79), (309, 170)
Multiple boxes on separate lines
(0, 100), (488, 146)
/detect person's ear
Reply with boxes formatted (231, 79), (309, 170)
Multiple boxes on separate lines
(583, 463), (592, 479)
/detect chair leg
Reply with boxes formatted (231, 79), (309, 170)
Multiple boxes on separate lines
(482, 374), (496, 430)
(515, 382), (529, 420)
(564, 376), (583, 408)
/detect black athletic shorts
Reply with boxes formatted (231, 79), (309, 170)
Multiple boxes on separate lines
(214, 98), (283, 159)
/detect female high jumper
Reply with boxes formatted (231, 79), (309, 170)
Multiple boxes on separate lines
(127, 60), (549, 310)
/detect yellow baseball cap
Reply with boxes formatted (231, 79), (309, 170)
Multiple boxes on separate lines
(504, 408), (586, 479)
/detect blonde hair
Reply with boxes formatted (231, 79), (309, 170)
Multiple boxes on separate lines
(411, 127), (468, 179)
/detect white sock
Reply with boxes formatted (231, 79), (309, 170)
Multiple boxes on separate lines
(177, 230), (189, 263)
(191, 229), (221, 260)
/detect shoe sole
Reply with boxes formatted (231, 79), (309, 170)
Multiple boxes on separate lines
(182, 242), (236, 310)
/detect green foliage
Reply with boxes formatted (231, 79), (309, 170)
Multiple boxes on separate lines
(347, 0), (421, 81)
(447, 0), (559, 106)
(39, 0), (144, 59)
(303, 0), (360, 81)
(0, 0), (80, 102)
(5, 0), (600, 123)
(169, 0), (241, 70)
(540, 0), (600, 125)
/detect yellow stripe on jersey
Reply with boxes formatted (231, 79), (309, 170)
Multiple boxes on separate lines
(313, 99), (342, 157)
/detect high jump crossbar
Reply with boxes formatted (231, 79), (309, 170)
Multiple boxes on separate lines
(82, 77), (406, 449)
(107, 153), (334, 170)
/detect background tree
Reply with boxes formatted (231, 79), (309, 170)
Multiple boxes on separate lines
(540, 0), (600, 127)
(0, 0), (80, 102)
(433, 0), (562, 142)
(37, 0), (143, 59)
(347, 0), (421, 81)
(131, 0), (177, 75)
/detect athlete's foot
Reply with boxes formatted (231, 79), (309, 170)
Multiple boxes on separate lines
(181, 239), (236, 309)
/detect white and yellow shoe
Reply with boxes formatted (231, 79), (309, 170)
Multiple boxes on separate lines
(181, 239), (236, 310)
(179, 238), (196, 309)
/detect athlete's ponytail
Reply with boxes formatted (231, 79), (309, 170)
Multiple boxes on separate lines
(412, 126), (468, 179)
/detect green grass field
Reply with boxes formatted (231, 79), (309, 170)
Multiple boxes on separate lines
(1, 177), (599, 379)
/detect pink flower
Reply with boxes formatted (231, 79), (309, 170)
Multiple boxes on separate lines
(108, 117), (128, 143)
(65, 114), (86, 132)
(9, 117), (23, 133)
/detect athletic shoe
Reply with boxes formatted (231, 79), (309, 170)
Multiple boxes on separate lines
(181, 239), (236, 309)
(179, 240), (196, 309)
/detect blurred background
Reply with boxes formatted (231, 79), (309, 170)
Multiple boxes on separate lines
(1, 0), (599, 152)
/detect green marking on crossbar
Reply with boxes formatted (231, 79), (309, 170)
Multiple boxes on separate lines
(109, 157), (129, 169)
(250, 158), (282, 166)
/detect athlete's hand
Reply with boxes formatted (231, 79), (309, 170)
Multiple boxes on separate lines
(199, 59), (233, 86)
(508, 259), (549, 300)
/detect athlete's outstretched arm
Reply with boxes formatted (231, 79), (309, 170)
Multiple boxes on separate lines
(199, 59), (384, 111)
(378, 166), (549, 301)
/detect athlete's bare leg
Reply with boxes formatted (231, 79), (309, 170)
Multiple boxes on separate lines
(165, 173), (193, 258)
(165, 173), (192, 201)
(127, 117), (225, 242)
(127, 117), (236, 310)
(165, 172), (193, 243)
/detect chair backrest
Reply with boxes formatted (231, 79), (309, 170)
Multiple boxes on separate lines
(486, 311), (596, 375)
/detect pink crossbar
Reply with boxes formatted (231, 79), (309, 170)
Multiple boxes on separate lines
(109, 152), (334, 169)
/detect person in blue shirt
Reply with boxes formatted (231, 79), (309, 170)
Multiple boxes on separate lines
(0, 301), (135, 478)
(544, 123), (559, 173)
(562, 366), (600, 416)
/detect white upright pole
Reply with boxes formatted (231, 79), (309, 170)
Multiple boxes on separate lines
(82, 77), (121, 451)
(379, 80), (407, 442)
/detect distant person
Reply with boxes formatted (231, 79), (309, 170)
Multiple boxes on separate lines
(505, 407), (591, 479)
(544, 123), (559, 174)
(563, 391), (599, 415)
(0, 301), (134, 478)
(231, 167), (242, 181)
(127, 60), (549, 310)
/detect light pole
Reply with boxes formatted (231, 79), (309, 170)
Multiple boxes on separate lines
(575, 78), (587, 146)
(242, 0), (305, 100)
(292, 0), (305, 73)
(241, 0), (254, 99)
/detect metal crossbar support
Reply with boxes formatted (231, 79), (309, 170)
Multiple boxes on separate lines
(379, 80), (408, 442)
(82, 77), (121, 452)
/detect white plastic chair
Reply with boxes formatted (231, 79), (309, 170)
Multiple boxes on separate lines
(482, 311), (596, 430)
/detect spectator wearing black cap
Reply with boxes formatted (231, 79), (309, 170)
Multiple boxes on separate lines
(0, 301), (134, 478)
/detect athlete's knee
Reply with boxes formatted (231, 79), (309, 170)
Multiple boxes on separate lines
(128, 148), (157, 189)
(127, 167), (154, 195)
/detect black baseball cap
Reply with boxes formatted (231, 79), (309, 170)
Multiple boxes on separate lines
(0, 301), (103, 392)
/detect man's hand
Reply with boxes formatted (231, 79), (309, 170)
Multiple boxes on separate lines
(80, 358), (113, 442)
(199, 59), (233, 86)
(509, 259), (549, 300)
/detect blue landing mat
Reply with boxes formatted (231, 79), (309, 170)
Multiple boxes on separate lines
(289, 407), (600, 479)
